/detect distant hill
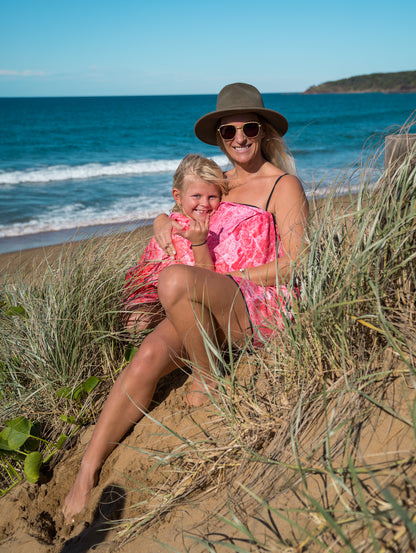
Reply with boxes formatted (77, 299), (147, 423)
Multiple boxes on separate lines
(304, 71), (416, 94)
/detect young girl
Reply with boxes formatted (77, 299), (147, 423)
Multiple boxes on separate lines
(124, 154), (226, 332)
(125, 150), (291, 349)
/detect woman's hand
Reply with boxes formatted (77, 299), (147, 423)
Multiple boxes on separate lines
(153, 214), (183, 257)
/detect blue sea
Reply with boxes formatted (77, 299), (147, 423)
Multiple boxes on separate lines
(0, 93), (415, 254)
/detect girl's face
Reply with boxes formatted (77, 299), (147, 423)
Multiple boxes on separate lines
(173, 174), (221, 221)
(219, 112), (264, 166)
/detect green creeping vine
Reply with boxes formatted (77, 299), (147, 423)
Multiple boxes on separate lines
(0, 416), (67, 489)
(0, 344), (138, 494)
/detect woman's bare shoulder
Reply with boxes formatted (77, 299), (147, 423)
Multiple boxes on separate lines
(269, 173), (308, 213)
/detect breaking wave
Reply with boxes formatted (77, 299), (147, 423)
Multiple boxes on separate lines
(0, 155), (228, 186)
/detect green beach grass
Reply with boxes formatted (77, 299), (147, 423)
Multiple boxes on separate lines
(0, 122), (415, 551)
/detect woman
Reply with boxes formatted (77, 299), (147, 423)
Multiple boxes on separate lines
(155, 82), (303, 261)
(63, 83), (308, 523)
(153, 81), (308, 399)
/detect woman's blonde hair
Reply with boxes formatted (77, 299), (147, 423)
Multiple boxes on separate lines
(172, 154), (226, 212)
(216, 116), (296, 175)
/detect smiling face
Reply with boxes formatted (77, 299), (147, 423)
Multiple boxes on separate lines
(219, 112), (265, 166)
(172, 174), (221, 222)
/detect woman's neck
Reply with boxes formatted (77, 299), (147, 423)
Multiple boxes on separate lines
(224, 157), (284, 206)
(226, 157), (276, 189)
(235, 155), (267, 176)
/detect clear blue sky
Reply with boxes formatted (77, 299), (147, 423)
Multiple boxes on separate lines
(1, 0), (415, 97)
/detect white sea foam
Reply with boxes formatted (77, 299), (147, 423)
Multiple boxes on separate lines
(0, 196), (174, 238)
(0, 157), (372, 241)
(0, 155), (229, 186)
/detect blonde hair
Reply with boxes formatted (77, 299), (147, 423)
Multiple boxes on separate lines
(172, 154), (226, 212)
(216, 115), (296, 175)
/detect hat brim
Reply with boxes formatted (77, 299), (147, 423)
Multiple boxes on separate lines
(194, 107), (288, 145)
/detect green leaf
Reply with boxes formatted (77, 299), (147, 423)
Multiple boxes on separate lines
(124, 344), (138, 363)
(24, 451), (43, 483)
(56, 386), (73, 399)
(72, 385), (83, 401)
(56, 434), (68, 450)
(24, 436), (40, 453)
(58, 382), (84, 401)
(5, 417), (33, 450)
(0, 429), (13, 451)
(6, 416), (31, 433)
(4, 305), (26, 318)
(57, 376), (101, 402)
(82, 376), (100, 394)
(60, 415), (77, 424)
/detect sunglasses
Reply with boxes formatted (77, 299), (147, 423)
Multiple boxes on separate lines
(217, 121), (262, 141)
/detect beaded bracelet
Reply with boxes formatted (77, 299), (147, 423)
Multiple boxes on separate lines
(239, 268), (250, 279)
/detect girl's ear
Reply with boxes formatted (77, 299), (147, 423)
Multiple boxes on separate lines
(172, 188), (181, 205)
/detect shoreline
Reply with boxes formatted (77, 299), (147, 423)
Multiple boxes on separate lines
(0, 223), (154, 277)
(0, 194), (358, 277)
(0, 218), (154, 256)
(0, 190), (356, 258)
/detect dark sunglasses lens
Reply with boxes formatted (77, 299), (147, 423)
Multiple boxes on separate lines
(220, 125), (236, 140)
(243, 122), (260, 137)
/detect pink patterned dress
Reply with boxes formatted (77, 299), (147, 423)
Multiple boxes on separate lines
(125, 201), (295, 347)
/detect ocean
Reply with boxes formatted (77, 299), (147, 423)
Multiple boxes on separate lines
(0, 92), (415, 254)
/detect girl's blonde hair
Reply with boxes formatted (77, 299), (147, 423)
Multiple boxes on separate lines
(172, 154), (226, 212)
(216, 116), (296, 175)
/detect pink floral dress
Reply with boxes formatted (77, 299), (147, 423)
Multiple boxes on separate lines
(125, 201), (295, 347)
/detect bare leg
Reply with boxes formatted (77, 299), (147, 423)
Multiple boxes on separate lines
(158, 266), (251, 407)
(62, 318), (183, 523)
(124, 302), (165, 334)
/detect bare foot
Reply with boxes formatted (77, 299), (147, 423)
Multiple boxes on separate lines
(185, 389), (209, 407)
(62, 464), (98, 524)
(184, 378), (217, 407)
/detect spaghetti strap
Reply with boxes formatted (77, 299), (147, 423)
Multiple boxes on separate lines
(265, 173), (288, 212)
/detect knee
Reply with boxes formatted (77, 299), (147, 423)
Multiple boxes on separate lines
(127, 339), (167, 384)
(158, 265), (194, 309)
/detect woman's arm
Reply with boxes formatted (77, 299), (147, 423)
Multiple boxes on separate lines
(230, 175), (309, 285)
(153, 213), (183, 257)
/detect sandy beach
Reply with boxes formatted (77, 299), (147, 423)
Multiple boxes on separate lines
(0, 225), (154, 279)
(1, 192), (415, 553)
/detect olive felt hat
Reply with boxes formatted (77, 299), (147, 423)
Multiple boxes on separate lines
(194, 82), (289, 145)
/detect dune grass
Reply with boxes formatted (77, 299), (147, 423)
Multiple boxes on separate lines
(0, 124), (415, 550)
(0, 233), (141, 491)
(116, 129), (415, 551)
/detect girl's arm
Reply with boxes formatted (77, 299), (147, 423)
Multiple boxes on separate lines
(190, 242), (214, 271)
(175, 216), (214, 271)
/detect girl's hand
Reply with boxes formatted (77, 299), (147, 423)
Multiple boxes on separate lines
(176, 215), (214, 270)
(176, 215), (210, 245)
(153, 214), (183, 257)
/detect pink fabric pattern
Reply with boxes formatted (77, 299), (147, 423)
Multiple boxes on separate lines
(124, 211), (197, 307)
(125, 202), (295, 346)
